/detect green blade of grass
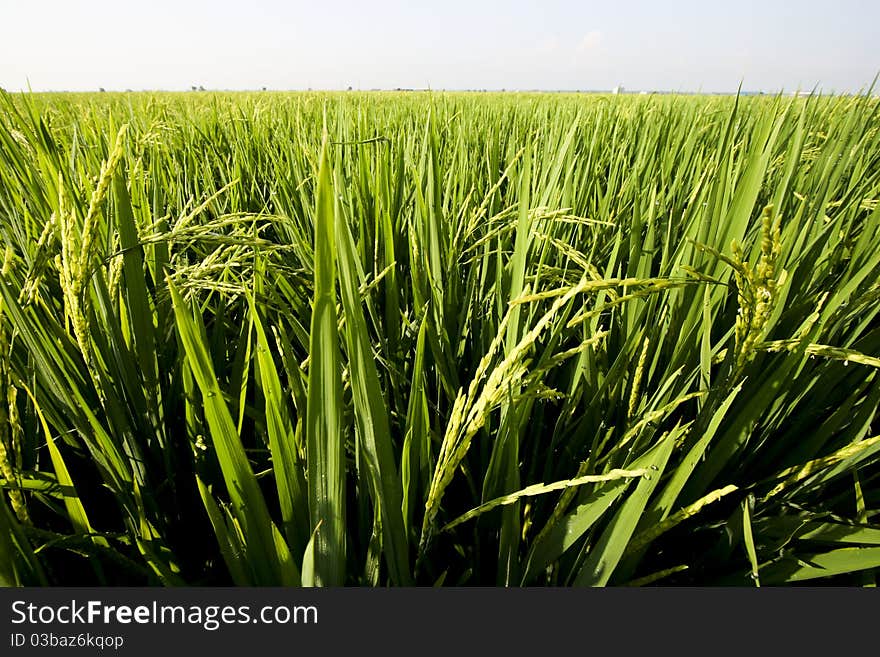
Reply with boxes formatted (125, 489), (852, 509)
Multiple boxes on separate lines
(573, 433), (676, 586)
(168, 277), (297, 586)
(305, 125), (346, 586)
(251, 295), (310, 559)
(760, 547), (880, 584)
(336, 192), (413, 585)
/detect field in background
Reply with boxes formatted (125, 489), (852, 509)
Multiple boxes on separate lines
(0, 90), (878, 586)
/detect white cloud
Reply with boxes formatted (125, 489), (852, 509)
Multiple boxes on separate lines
(577, 30), (603, 53)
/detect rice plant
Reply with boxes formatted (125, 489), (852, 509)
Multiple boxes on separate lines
(0, 89), (878, 586)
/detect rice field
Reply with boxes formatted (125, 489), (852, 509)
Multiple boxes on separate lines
(0, 89), (878, 586)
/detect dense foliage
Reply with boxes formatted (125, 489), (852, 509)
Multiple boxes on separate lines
(0, 90), (878, 586)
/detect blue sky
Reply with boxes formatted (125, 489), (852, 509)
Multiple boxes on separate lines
(1, 0), (877, 92)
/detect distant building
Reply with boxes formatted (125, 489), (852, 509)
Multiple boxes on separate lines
(612, 85), (624, 95)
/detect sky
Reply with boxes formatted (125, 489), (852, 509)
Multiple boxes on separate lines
(1, 0), (878, 93)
